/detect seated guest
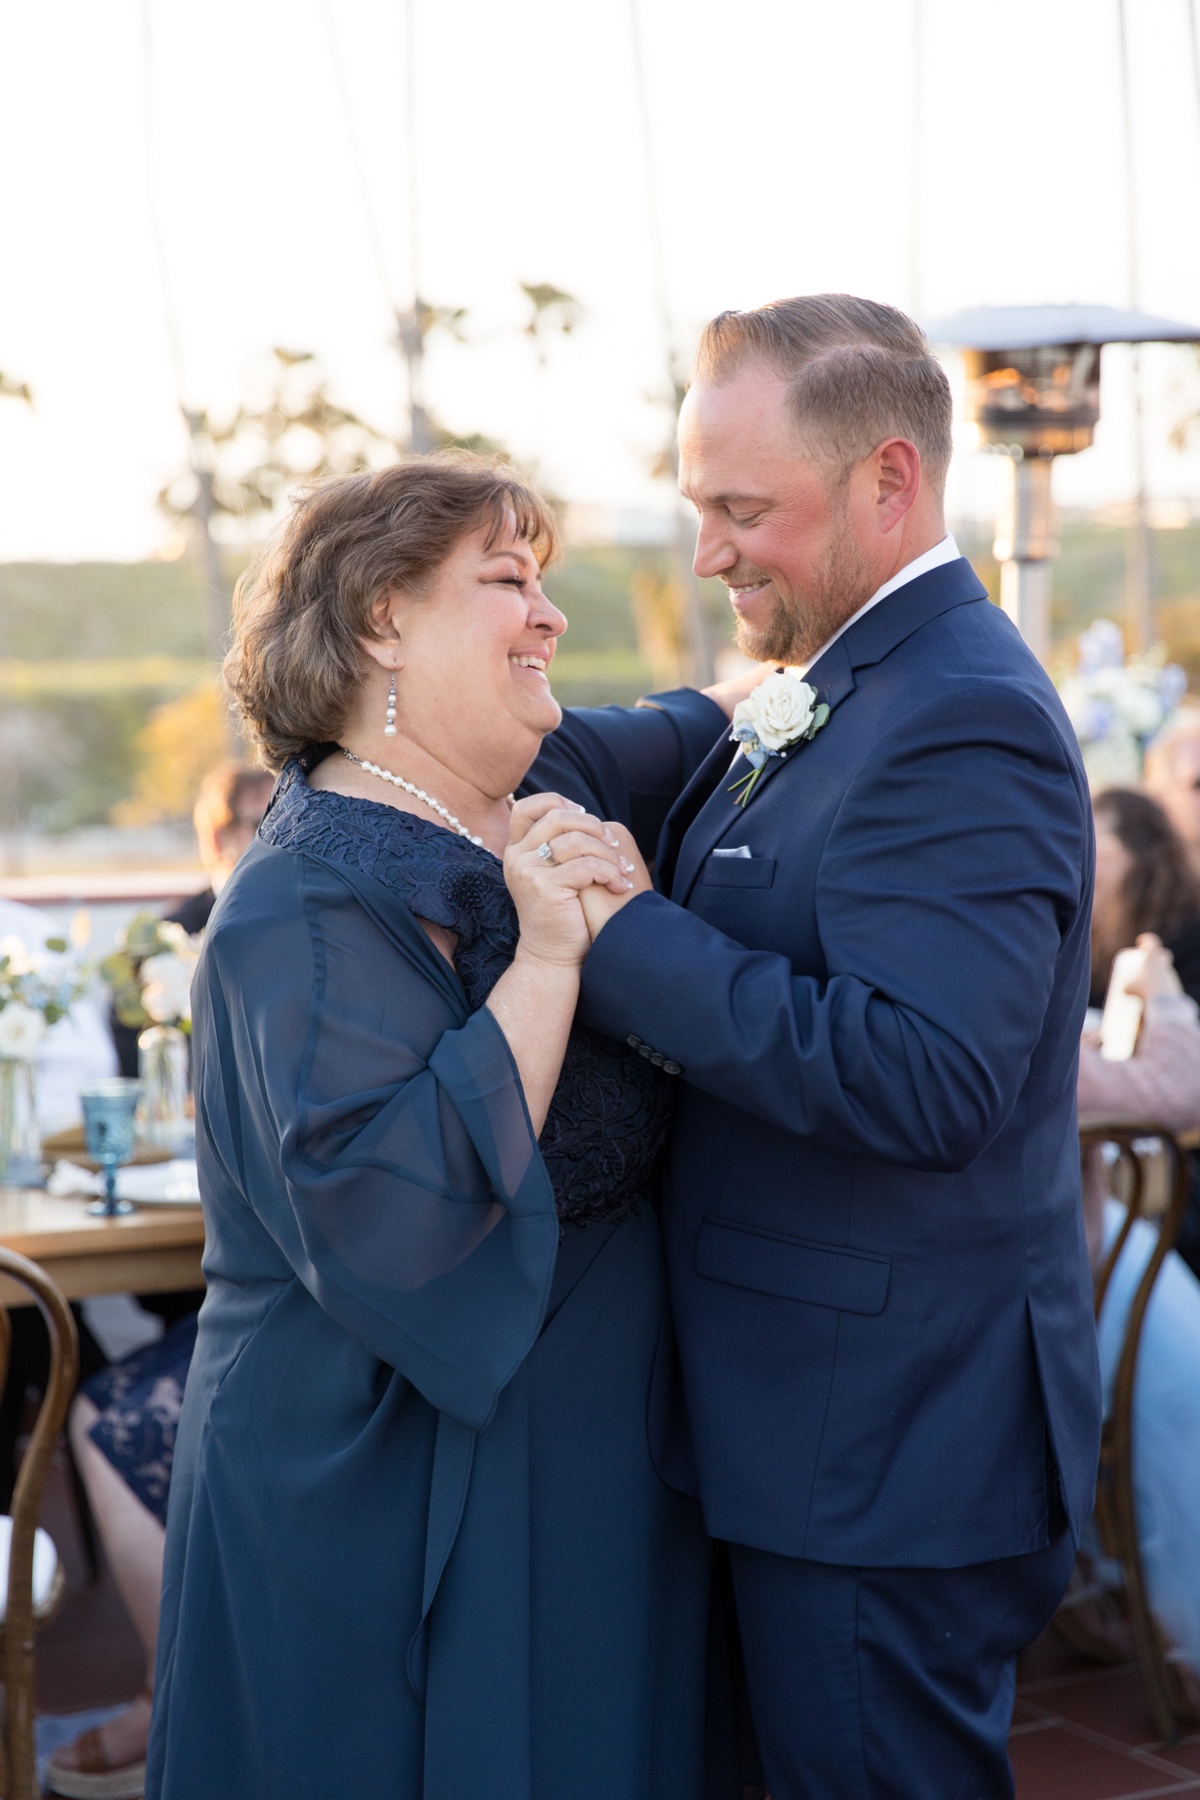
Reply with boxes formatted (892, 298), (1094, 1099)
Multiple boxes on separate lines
(111, 764), (273, 1077)
(1144, 711), (1200, 878)
(46, 1319), (197, 1800)
(177, 762), (275, 933)
(1072, 933), (1200, 1697)
(1091, 787), (1200, 1006)
(1091, 788), (1200, 1273)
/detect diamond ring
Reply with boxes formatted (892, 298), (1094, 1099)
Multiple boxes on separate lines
(536, 841), (555, 864)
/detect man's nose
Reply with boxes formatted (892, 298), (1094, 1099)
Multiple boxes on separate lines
(692, 516), (736, 581)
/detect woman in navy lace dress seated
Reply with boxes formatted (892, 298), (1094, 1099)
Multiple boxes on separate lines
(144, 453), (745, 1800)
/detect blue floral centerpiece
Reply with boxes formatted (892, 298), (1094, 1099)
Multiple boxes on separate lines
(1057, 620), (1187, 790)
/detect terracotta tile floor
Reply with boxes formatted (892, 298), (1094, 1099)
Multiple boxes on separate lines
(31, 1457), (1200, 1799)
(1014, 1630), (1200, 1799)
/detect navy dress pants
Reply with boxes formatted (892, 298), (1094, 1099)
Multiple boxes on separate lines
(727, 1530), (1075, 1800)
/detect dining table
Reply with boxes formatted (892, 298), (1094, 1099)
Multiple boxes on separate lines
(0, 1186), (205, 1309)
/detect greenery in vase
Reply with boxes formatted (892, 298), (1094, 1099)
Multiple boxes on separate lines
(101, 913), (200, 1034)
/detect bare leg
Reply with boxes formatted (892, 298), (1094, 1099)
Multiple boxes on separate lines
(48, 1397), (165, 1778)
(69, 1395), (165, 1668)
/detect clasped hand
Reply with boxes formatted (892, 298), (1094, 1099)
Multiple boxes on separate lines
(504, 794), (652, 968)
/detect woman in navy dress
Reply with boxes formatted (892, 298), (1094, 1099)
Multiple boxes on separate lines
(145, 454), (739, 1800)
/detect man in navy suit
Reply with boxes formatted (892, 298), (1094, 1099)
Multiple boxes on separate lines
(551, 296), (1101, 1797)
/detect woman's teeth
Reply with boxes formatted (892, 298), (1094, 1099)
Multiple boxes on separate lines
(510, 654), (548, 676)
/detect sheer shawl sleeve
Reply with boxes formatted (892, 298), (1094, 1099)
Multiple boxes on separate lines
(194, 844), (559, 1432)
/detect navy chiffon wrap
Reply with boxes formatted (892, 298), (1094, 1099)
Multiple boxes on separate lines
(146, 691), (728, 1800)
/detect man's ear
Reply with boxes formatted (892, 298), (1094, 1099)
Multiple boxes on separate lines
(873, 438), (922, 531)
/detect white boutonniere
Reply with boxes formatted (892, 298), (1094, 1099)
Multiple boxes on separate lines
(728, 672), (830, 808)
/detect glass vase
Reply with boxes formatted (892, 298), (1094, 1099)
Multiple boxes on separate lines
(0, 1057), (41, 1187)
(138, 1024), (190, 1153)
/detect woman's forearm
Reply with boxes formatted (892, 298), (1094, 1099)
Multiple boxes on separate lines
(486, 948), (580, 1135)
(1078, 996), (1200, 1133)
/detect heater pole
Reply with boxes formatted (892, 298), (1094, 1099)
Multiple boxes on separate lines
(994, 453), (1055, 665)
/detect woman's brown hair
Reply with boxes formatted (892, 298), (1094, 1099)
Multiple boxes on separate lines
(225, 450), (559, 770)
(1094, 787), (1200, 946)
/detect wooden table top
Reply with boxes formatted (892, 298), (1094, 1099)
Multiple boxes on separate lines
(0, 1187), (205, 1306)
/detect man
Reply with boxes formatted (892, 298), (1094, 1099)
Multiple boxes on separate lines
(565, 296), (1101, 1796)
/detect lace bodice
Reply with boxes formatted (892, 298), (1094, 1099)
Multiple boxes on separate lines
(260, 759), (672, 1227)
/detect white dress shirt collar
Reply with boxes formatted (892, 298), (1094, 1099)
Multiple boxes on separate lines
(791, 533), (960, 678)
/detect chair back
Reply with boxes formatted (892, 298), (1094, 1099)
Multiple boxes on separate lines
(0, 1250), (78, 1800)
(1079, 1124), (1192, 1744)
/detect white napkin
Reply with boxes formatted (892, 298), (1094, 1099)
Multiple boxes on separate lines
(47, 1159), (200, 1203)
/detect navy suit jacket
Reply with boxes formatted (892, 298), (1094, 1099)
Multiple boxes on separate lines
(579, 558), (1102, 1569)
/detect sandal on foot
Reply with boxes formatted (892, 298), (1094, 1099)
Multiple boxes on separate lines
(45, 1694), (150, 1800)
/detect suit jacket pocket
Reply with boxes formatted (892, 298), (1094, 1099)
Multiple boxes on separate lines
(701, 856), (776, 888)
(696, 1217), (890, 1314)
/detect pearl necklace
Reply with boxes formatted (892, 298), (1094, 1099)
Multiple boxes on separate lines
(341, 748), (485, 846)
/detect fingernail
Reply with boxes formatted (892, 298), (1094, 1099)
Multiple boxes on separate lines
(623, 878), (634, 890)
(570, 801), (586, 811)
(605, 831), (620, 846)
(620, 857), (634, 872)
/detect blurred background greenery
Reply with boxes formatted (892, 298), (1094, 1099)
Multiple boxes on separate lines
(4, 518), (1200, 839)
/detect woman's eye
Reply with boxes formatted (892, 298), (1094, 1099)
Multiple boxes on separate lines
(496, 576), (526, 589)
(730, 514), (762, 528)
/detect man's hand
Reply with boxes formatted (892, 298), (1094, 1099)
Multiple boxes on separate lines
(701, 657), (778, 722)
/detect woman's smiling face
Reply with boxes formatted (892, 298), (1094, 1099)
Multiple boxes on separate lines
(383, 516), (567, 792)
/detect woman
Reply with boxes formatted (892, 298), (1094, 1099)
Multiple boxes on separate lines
(145, 453), (743, 1800)
(1068, 934), (1200, 1696)
(1091, 787), (1200, 1275)
(1091, 787), (1200, 1008)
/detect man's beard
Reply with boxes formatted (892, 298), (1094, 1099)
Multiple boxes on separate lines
(731, 507), (880, 667)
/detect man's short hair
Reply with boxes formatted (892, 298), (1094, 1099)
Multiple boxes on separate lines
(694, 293), (953, 496)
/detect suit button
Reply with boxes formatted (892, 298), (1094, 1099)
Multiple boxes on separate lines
(649, 1052), (665, 1067)
(626, 1034), (642, 1049)
(662, 1060), (682, 1076)
(638, 1045), (652, 1058)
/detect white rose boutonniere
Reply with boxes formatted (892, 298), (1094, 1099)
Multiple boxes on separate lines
(728, 672), (830, 807)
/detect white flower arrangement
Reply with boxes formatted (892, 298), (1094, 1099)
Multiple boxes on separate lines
(729, 672), (831, 807)
(0, 933), (88, 1061)
(1057, 620), (1187, 789)
(101, 914), (200, 1032)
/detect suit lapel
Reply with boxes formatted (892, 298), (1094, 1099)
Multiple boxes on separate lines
(668, 639), (859, 905)
(655, 731), (736, 899)
(663, 561), (988, 906)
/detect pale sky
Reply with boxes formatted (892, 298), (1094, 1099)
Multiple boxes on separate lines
(3, 0), (1200, 562)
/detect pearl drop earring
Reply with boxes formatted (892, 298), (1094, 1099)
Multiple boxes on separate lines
(384, 666), (397, 738)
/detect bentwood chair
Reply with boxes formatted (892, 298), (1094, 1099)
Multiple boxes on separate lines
(0, 1248), (77, 1800)
(1059, 1126), (1194, 1745)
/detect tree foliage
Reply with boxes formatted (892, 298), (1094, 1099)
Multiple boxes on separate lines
(158, 348), (395, 536)
(111, 683), (233, 826)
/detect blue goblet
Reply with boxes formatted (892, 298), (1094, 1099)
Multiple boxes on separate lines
(80, 1080), (144, 1217)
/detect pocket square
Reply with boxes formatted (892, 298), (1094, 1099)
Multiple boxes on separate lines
(711, 845), (752, 859)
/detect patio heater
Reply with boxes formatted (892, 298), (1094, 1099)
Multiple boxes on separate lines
(926, 305), (1200, 664)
